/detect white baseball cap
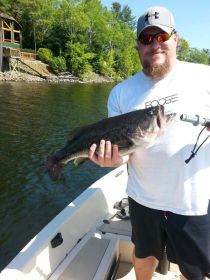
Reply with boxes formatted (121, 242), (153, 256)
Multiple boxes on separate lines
(137, 6), (176, 38)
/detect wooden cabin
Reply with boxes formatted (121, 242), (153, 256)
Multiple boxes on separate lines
(0, 13), (22, 71)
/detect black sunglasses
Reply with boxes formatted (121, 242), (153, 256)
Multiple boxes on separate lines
(138, 30), (176, 45)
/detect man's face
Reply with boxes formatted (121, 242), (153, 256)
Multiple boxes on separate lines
(137, 26), (178, 79)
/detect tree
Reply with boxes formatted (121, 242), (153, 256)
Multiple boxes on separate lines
(49, 56), (67, 74)
(81, 0), (112, 49)
(37, 48), (53, 63)
(202, 49), (210, 65)
(65, 42), (95, 75)
(45, 0), (89, 55)
(177, 38), (190, 61)
(111, 2), (136, 30)
(185, 48), (209, 65)
(0, 0), (57, 50)
(1, 0), (208, 78)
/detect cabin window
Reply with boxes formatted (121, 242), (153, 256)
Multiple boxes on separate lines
(14, 22), (20, 31)
(2, 19), (12, 42)
(1, 18), (21, 44)
(14, 31), (20, 43)
(2, 19), (10, 29)
(3, 30), (12, 42)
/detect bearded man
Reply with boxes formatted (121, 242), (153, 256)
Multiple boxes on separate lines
(89, 6), (210, 280)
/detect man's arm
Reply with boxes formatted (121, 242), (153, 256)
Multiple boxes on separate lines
(88, 140), (129, 167)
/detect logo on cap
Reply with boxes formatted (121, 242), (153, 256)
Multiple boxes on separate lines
(145, 12), (159, 23)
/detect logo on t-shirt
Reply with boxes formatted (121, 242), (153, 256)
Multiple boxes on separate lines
(145, 94), (179, 108)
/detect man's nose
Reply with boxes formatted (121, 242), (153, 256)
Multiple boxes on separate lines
(151, 39), (162, 49)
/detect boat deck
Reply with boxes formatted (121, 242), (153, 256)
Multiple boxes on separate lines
(115, 262), (180, 279)
(53, 214), (180, 280)
(99, 216), (181, 280)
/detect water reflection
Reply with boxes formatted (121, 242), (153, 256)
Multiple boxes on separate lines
(0, 81), (115, 270)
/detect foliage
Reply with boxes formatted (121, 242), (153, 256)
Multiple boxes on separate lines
(177, 38), (210, 65)
(203, 49), (210, 64)
(37, 48), (53, 63)
(0, 0), (209, 79)
(111, 2), (136, 30)
(65, 42), (95, 76)
(177, 38), (190, 61)
(49, 56), (67, 74)
(100, 48), (116, 77)
(185, 48), (209, 65)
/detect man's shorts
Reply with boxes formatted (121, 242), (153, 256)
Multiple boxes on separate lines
(128, 197), (210, 280)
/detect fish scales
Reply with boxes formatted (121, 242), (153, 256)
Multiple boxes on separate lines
(43, 105), (173, 180)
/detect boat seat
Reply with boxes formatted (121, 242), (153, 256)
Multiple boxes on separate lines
(99, 217), (132, 237)
(51, 233), (119, 280)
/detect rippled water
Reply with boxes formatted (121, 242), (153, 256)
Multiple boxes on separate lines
(0, 81), (115, 270)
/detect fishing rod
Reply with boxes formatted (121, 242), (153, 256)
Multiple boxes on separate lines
(180, 114), (210, 127)
(180, 114), (210, 163)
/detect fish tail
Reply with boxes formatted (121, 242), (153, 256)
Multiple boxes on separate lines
(43, 155), (65, 181)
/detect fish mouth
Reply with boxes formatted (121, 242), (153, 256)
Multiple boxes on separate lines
(156, 105), (176, 128)
(156, 105), (164, 129)
(157, 114), (161, 128)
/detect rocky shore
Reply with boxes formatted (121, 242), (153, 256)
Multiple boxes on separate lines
(0, 70), (114, 83)
(0, 57), (115, 83)
(0, 71), (45, 82)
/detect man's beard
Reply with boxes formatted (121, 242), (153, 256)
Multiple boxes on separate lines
(142, 56), (171, 80)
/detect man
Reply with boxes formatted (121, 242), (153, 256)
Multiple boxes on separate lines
(89, 6), (210, 280)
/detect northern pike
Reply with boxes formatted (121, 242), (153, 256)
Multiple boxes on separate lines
(44, 105), (173, 180)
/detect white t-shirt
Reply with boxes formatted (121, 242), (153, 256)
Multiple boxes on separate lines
(108, 60), (210, 215)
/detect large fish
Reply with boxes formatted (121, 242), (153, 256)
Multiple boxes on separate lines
(44, 105), (173, 180)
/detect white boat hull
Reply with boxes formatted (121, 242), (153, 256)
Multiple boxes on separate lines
(0, 165), (129, 279)
(0, 164), (180, 280)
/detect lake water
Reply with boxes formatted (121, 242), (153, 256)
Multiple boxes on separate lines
(0, 81), (115, 270)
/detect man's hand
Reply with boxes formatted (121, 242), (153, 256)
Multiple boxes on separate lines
(88, 140), (129, 167)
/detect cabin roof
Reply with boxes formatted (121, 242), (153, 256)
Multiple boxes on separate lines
(0, 12), (22, 29)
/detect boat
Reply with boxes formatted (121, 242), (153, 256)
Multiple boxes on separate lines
(0, 164), (180, 280)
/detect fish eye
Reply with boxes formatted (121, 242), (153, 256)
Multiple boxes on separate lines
(146, 109), (155, 116)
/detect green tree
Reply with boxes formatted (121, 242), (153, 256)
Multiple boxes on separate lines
(81, 0), (112, 49)
(111, 2), (136, 30)
(100, 48), (116, 77)
(118, 46), (141, 78)
(185, 48), (209, 65)
(37, 48), (53, 63)
(0, 0), (56, 50)
(49, 56), (67, 74)
(46, 0), (89, 55)
(5, 0), (209, 78)
(65, 42), (95, 75)
(177, 38), (190, 61)
(202, 49), (210, 65)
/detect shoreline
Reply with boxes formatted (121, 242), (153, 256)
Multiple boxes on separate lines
(0, 71), (115, 84)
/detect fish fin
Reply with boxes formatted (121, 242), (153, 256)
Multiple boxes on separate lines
(42, 156), (65, 181)
(74, 157), (87, 167)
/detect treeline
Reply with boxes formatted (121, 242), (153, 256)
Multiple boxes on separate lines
(1, 0), (209, 79)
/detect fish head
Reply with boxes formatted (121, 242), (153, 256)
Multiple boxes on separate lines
(135, 105), (173, 145)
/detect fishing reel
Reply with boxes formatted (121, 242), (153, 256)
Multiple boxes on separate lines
(180, 114), (210, 127)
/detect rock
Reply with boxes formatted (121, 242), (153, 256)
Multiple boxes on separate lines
(0, 68), (115, 84)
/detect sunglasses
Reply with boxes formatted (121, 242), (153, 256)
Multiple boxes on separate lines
(138, 30), (176, 45)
